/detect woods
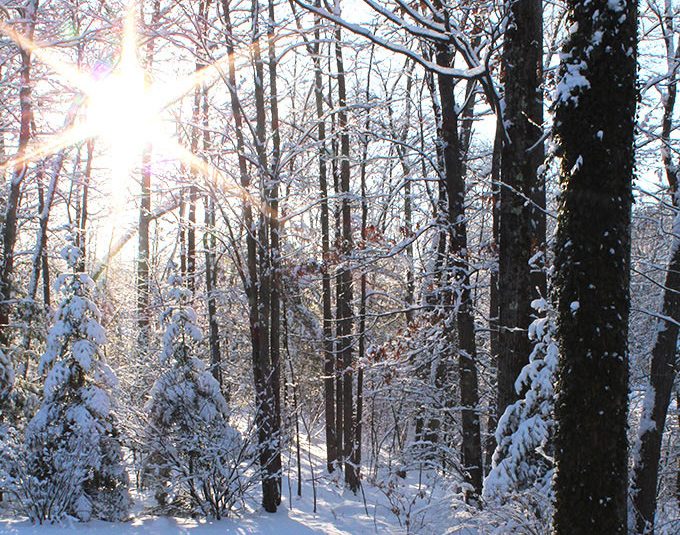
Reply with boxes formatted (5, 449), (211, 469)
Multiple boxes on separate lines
(0, 0), (678, 533)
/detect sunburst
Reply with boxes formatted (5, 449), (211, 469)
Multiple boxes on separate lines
(0, 0), (249, 198)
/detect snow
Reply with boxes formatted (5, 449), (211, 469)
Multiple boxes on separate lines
(608, 0), (625, 12)
(0, 505), (393, 535)
(556, 60), (590, 105)
(0, 441), (409, 534)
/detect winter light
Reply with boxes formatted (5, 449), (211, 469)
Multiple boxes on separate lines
(0, 1), (244, 196)
(84, 5), (165, 181)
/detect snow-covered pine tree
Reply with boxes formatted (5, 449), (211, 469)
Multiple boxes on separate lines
(22, 234), (130, 523)
(144, 269), (245, 518)
(484, 298), (557, 505)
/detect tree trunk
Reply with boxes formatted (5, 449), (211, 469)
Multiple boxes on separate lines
(267, 0), (283, 500)
(352, 45), (373, 481)
(334, 20), (359, 492)
(553, 1), (637, 532)
(632, 4), (680, 530)
(309, 9), (338, 472)
(329, 65), (344, 469)
(137, 0), (160, 347)
(0, 1), (37, 346)
(137, 144), (151, 342)
(485, 117), (503, 474)
(76, 139), (94, 273)
(632, 243), (680, 534)
(435, 43), (483, 499)
(497, 0), (545, 416)
(251, 0), (281, 511)
(222, 0), (278, 512)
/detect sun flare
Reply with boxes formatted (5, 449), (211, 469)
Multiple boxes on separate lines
(87, 69), (155, 171)
(83, 5), (167, 183)
(0, 0), (260, 211)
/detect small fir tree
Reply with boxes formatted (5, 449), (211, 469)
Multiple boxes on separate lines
(144, 269), (245, 518)
(22, 234), (130, 522)
(484, 298), (557, 503)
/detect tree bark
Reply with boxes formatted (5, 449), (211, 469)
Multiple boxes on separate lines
(334, 20), (359, 493)
(309, 8), (338, 472)
(251, 0), (281, 511)
(553, 1), (637, 532)
(137, 0), (160, 347)
(201, 73), (222, 386)
(497, 0), (545, 417)
(267, 0), (283, 500)
(485, 117), (503, 474)
(222, 0), (278, 512)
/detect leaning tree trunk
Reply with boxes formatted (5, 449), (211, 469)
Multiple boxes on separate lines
(553, 1), (637, 533)
(632, 241), (680, 534)
(497, 0), (545, 417)
(632, 3), (680, 530)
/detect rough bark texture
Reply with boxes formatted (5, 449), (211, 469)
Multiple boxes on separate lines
(497, 0), (545, 416)
(553, 1), (637, 532)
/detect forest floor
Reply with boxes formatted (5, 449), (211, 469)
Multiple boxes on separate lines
(0, 439), (480, 534)
(0, 477), (401, 534)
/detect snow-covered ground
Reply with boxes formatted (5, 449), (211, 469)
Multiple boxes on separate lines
(0, 432), (490, 534)
(0, 438), (412, 534)
(1, 478), (401, 534)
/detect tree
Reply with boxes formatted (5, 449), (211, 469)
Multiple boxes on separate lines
(0, 348), (12, 407)
(144, 269), (244, 518)
(632, 2), (680, 531)
(484, 298), (557, 515)
(497, 0), (546, 418)
(0, 0), (38, 346)
(23, 234), (129, 523)
(552, 0), (637, 532)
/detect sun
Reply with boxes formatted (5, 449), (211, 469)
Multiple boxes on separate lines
(0, 0), (262, 207)
(83, 6), (167, 183)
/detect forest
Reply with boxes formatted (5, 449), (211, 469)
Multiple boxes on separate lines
(0, 0), (677, 533)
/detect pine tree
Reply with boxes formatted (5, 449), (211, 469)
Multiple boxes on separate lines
(24, 234), (130, 522)
(484, 298), (557, 506)
(144, 269), (244, 518)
